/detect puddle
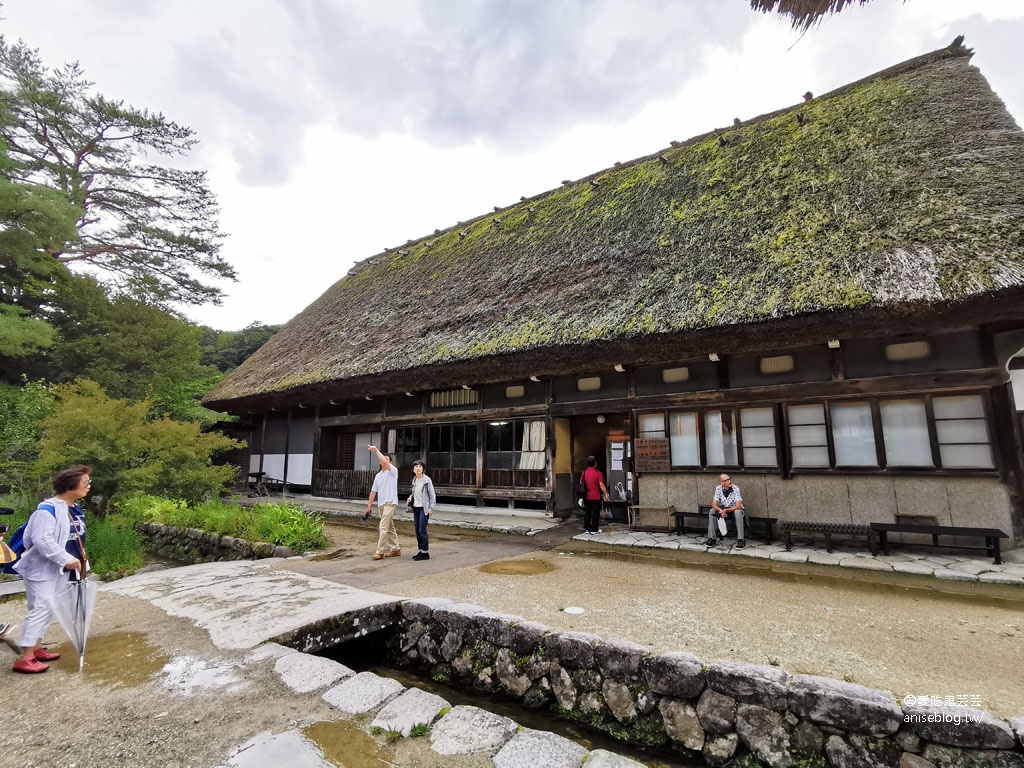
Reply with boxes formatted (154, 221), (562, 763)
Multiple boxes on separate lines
(160, 654), (247, 694)
(477, 558), (555, 576)
(67, 631), (171, 687)
(304, 720), (396, 768)
(570, 546), (1024, 610)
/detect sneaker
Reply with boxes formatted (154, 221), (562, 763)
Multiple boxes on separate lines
(412, 552), (430, 561)
(372, 553), (385, 560)
(736, 539), (746, 549)
(34, 647), (60, 662)
(13, 658), (48, 674)
(385, 549), (401, 558)
(704, 538), (717, 547)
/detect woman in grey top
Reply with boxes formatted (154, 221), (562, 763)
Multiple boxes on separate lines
(408, 460), (436, 561)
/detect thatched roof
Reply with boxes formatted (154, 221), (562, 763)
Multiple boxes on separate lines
(750, 0), (882, 31)
(205, 43), (1024, 411)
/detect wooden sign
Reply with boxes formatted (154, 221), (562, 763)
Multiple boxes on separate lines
(634, 438), (671, 472)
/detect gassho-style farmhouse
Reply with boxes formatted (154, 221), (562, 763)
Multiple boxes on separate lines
(204, 41), (1024, 547)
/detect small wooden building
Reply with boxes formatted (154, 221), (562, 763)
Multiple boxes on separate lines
(204, 43), (1024, 542)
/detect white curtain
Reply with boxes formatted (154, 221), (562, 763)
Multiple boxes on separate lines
(517, 421), (546, 470)
(669, 412), (699, 466)
(704, 410), (737, 465)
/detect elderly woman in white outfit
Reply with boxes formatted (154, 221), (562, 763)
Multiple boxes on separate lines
(12, 464), (90, 674)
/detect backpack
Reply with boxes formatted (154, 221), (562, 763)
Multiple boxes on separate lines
(1, 521), (28, 574)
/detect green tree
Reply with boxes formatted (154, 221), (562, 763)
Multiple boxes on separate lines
(199, 322), (282, 372)
(34, 379), (242, 507)
(0, 102), (81, 362)
(0, 378), (54, 492)
(0, 38), (235, 307)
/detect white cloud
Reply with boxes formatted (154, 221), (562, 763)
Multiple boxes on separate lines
(1, 0), (1021, 330)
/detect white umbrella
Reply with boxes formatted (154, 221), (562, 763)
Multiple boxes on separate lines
(47, 575), (99, 671)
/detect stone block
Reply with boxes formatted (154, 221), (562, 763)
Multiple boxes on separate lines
(493, 728), (588, 768)
(791, 719), (824, 756)
(706, 661), (789, 710)
(921, 743), (1024, 767)
(848, 477), (897, 525)
(659, 697), (705, 751)
(802, 475), (852, 524)
(495, 648), (533, 697)
(903, 704), (1016, 748)
(322, 671), (404, 715)
(371, 687), (449, 737)
(473, 611), (522, 647)
(441, 630), (463, 662)
(602, 679), (637, 723)
(274, 652), (353, 693)
(899, 754), (938, 768)
(639, 473), (670, 508)
(696, 688), (736, 734)
(584, 749), (649, 768)
(894, 478), (951, 526)
(703, 733), (739, 766)
(594, 638), (652, 684)
(401, 597), (453, 622)
(642, 651), (705, 700)
(944, 477), (1012, 531)
(510, 621), (550, 655)
(765, 475), (805, 521)
(430, 705), (518, 755)
(433, 602), (487, 631)
(735, 704), (792, 768)
(1012, 716), (1024, 748)
(738, 474), (768, 517)
(665, 473), (700, 512)
(551, 665), (577, 710)
(545, 631), (602, 669)
(789, 675), (901, 734)
(824, 734), (902, 768)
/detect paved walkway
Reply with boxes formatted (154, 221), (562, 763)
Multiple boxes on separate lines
(572, 524), (1024, 585)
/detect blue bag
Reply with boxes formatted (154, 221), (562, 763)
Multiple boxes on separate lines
(1, 521), (27, 574)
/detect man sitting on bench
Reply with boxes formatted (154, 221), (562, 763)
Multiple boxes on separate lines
(706, 474), (746, 549)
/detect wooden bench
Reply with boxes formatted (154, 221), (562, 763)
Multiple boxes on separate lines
(672, 506), (777, 544)
(781, 521), (877, 555)
(627, 505), (675, 533)
(869, 523), (1010, 564)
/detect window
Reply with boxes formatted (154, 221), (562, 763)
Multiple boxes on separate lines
(662, 367), (690, 384)
(429, 389), (478, 408)
(505, 385), (525, 399)
(704, 410), (737, 465)
(760, 355), (795, 374)
(788, 404), (829, 467)
(740, 407), (777, 467)
(669, 412), (700, 466)
(427, 423), (476, 469)
(638, 413), (666, 438)
(880, 399), (933, 467)
(393, 426), (422, 469)
(577, 376), (601, 392)
(933, 395), (993, 469)
(885, 341), (930, 361)
(486, 420), (546, 470)
(830, 402), (877, 466)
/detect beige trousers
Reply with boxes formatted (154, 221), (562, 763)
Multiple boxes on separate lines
(376, 503), (400, 554)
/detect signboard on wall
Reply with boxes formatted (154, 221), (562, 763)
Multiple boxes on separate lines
(635, 438), (671, 472)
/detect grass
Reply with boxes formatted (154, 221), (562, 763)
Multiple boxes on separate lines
(408, 723), (430, 737)
(113, 493), (329, 552)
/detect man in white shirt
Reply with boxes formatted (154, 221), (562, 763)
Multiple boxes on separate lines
(365, 446), (402, 560)
(706, 474), (746, 549)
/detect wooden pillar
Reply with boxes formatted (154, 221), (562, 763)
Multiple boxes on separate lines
(991, 384), (1024, 540)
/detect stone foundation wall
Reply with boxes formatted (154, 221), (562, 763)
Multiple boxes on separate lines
(386, 597), (1024, 768)
(138, 522), (294, 564)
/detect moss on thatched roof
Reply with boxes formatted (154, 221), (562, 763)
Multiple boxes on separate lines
(206, 44), (1024, 410)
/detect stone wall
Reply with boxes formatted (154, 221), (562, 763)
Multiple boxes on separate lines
(386, 597), (1024, 767)
(138, 522), (294, 564)
(638, 474), (1015, 535)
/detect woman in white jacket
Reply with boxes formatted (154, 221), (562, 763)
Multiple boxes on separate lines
(12, 465), (90, 674)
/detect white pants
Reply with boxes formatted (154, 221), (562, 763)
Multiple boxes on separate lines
(20, 576), (59, 648)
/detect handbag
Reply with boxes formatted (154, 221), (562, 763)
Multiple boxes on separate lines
(578, 472), (588, 497)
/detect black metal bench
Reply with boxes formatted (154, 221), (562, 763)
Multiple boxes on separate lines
(781, 521), (877, 555)
(869, 523), (1010, 564)
(672, 505), (777, 544)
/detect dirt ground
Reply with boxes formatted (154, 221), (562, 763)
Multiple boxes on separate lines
(329, 521), (1024, 719)
(1, 519), (1021, 768)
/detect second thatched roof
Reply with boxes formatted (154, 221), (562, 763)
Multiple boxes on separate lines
(205, 43), (1024, 411)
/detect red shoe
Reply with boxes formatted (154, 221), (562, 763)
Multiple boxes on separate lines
(34, 648), (61, 662)
(13, 658), (48, 674)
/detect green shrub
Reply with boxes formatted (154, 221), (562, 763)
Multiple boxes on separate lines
(111, 493), (328, 552)
(86, 516), (144, 578)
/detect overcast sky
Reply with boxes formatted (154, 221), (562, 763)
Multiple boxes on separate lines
(3, 0), (1022, 331)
